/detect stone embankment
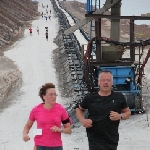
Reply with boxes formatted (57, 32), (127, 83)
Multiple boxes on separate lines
(51, 0), (88, 123)
(0, 56), (22, 110)
(0, 0), (39, 107)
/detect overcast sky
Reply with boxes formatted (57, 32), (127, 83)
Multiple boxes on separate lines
(77, 0), (150, 25)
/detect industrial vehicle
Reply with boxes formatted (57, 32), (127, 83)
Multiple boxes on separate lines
(64, 0), (150, 112)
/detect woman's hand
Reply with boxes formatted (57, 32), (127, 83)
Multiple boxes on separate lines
(50, 123), (72, 134)
(23, 134), (30, 142)
(50, 126), (61, 132)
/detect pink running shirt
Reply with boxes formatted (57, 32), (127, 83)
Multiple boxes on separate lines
(29, 103), (69, 147)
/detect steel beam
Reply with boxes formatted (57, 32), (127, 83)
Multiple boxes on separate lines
(64, 0), (122, 35)
(85, 14), (150, 20)
(95, 18), (101, 62)
(110, 1), (121, 41)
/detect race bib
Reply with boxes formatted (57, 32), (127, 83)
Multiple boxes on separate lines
(33, 129), (42, 135)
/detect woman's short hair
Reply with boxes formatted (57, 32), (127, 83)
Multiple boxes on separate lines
(39, 83), (55, 102)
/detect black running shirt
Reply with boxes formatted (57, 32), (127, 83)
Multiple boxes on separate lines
(80, 91), (128, 147)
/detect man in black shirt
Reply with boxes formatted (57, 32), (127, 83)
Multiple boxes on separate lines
(76, 70), (131, 150)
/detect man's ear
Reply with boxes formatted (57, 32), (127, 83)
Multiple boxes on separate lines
(98, 80), (100, 85)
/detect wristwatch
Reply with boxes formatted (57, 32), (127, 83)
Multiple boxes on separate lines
(120, 114), (123, 120)
(60, 129), (63, 133)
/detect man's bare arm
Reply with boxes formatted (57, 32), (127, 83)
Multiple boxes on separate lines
(76, 106), (85, 122)
(121, 107), (131, 120)
(76, 107), (92, 128)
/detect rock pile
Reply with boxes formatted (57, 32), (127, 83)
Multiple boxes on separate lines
(51, 0), (90, 123)
(53, 32), (85, 124)
(0, 57), (22, 105)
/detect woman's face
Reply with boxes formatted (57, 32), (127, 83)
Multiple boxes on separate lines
(43, 88), (57, 105)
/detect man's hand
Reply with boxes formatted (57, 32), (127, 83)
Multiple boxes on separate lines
(81, 119), (92, 128)
(110, 111), (121, 121)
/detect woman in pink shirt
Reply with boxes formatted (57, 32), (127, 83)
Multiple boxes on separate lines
(23, 83), (72, 150)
